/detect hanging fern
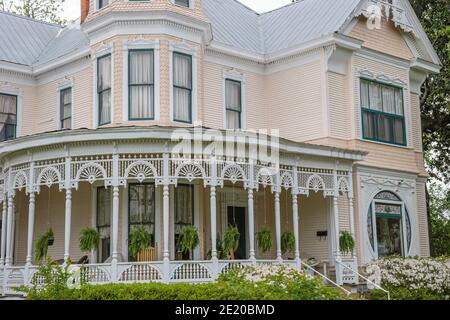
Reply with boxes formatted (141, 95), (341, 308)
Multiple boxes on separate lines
(223, 225), (240, 259)
(339, 231), (355, 255)
(34, 228), (54, 262)
(179, 225), (200, 260)
(281, 231), (295, 255)
(128, 226), (152, 259)
(256, 228), (272, 253)
(79, 228), (100, 253)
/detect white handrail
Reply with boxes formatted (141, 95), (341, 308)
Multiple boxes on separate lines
(300, 260), (352, 296)
(335, 259), (390, 300)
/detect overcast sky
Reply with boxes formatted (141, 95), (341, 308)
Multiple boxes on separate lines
(62, 0), (293, 20)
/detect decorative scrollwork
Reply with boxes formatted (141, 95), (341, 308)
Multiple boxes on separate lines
(221, 164), (246, 184)
(13, 171), (27, 191)
(124, 161), (158, 183)
(76, 162), (107, 184)
(280, 172), (294, 190)
(37, 166), (62, 188)
(338, 177), (350, 193)
(175, 162), (205, 182)
(307, 174), (325, 193)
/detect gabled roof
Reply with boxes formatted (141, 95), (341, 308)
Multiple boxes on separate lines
(0, 11), (60, 66)
(0, 0), (441, 69)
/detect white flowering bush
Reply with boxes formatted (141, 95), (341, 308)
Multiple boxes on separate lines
(217, 264), (345, 300)
(365, 257), (450, 300)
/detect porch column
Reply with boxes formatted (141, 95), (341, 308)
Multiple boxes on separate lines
(210, 186), (217, 261)
(0, 199), (6, 266)
(274, 191), (282, 261)
(111, 186), (120, 263)
(64, 189), (72, 263)
(163, 184), (170, 262)
(26, 193), (36, 266)
(292, 192), (300, 262)
(5, 194), (14, 266)
(248, 188), (255, 261)
(333, 195), (340, 257)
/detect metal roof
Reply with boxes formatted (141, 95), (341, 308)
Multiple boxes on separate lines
(0, 11), (60, 66)
(203, 0), (361, 55)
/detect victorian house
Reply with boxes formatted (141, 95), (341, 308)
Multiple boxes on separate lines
(0, 0), (440, 294)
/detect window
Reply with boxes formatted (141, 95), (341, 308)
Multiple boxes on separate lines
(225, 79), (242, 129)
(0, 93), (17, 142)
(360, 79), (406, 145)
(174, 184), (194, 260)
(367, 191), (411, 257)
(98, 0), (110, 9)
(96, 187), (111, 263)
(173, 52), (192, 123)
(60, 88), (72, 130)
(97, 54), (112, 126)
(128, 184), (156, 261)
(174, 0), (190, 8)
(129, 50), (154, 120)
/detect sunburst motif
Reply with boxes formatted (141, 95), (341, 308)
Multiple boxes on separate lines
(125, 161), (157, 182)
(38, 167), (61, 188)
(307, 174), (324, 192)
(176, 163), (204, 182)
(77, 163), (106, 184)
(222, 164), (245, 184)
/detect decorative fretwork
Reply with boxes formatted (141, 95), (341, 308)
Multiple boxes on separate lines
(220, 163), (246, 185)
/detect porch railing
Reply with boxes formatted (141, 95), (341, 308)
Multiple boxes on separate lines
(1, 259), (361, 297)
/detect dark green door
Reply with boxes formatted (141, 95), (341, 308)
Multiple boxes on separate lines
(227, 207), (247, 260)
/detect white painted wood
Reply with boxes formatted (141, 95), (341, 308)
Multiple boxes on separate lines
(0, 200), (6, 266)
(26, 193), (35, 266)
(247, 188), (255, 261)
(64, 189), (72, 263)
(274, 191), (282, 261)
(5, 195), (14, 266)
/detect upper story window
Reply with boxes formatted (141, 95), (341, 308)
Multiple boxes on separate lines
(173, 52), (192, 123)
(225, 79), (242, 130)
(174, 0), (190, 8)
(129, 50), (155, 120)
(98, 0), (110, 10)
(97, 54), (112, 126)
(60, 87), (72, 130)
(0, 93), (17, 142)
(360, 79), (406, 146)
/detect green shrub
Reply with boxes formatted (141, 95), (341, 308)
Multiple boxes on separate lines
(256, 228), (272, 253)
(34, 228), (54, 262)
(281, 231), (295, 255)
(179, 225), (199, 260)
(79, 228), (100, 253)
(24, 264), (345, 300)
(128, 226), (152, 258)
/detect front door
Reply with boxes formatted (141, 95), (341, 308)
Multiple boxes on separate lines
(227, 207), (246, 260)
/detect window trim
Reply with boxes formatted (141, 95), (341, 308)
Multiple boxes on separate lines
(97, 0), (111, 10)
(360, 78), (407, 147)
(172, 51), (193, 124)
(0, 92), (18, 142)
(128, 49), (155, 121)
(97, 53), (112, 127)
(224, 78), (243, 130)
(59, 87), (73, 130)
(172, 0), (193, 9)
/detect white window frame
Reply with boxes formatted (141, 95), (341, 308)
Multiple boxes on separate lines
(223, 69), (246, 130)
(171, 0), (195, 9)
(122, 40), (160, 122)
(56, 79), (74, 131)
(92, 45), (114, 128)
(169, 43), (198, 124)
(0, 84), (23, 139)
(96, 0), (111, 11)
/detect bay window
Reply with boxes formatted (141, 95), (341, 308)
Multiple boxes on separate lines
(0, 93), (17, 142)
(174, 184), (194, 260)
(129, 50), (155, 120)
(173, 52), (192, 123)
(60, 87), (72, 130)
(225, 79), (242, 129)
(360, 79), (406, 146)
(97, 54), (111, 126)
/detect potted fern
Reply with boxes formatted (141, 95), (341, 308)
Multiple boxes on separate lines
(339, 231), (355, 255)
(35, 228), (54, 262)
(256, 227), (272, 254)
(128, 226), (152, 259)
(281, 231), (295, 258)
(223, 225), (240, 260)
(179, 225), (200, 260)
(79, 228), (100, 261)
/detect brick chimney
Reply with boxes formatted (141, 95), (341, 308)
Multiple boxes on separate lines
(80, 0), (90, 24)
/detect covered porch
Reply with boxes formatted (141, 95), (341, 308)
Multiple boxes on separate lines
(0, 128), (365, 294)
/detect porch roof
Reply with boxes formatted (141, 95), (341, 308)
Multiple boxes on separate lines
(0, 126), (367, 162)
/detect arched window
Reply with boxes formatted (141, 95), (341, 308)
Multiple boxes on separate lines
(367, 191), (411, 257)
